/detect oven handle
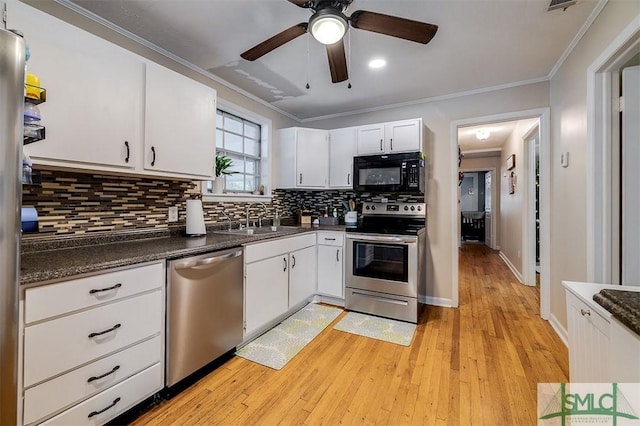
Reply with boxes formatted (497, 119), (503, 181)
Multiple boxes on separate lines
(346, 234), (416, 244)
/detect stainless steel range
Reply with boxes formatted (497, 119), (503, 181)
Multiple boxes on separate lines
(345, 202), (426, 323)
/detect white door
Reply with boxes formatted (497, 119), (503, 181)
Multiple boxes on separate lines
(244, 256), (289, 336)
(329, 127), (356, 187)
(317, 245), (344, 298)
(356, 124), (385, 154)
(144, 61), (216, 178)
(288, 246), (317, 307)
(296, 128), (328, 187)
(621, 66), (640, 285)
(385, 119), (421, 153)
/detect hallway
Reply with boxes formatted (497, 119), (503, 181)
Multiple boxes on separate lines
(130, 244), (568, 425)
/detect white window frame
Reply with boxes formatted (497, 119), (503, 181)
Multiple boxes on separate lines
(202, 99), (272, 202)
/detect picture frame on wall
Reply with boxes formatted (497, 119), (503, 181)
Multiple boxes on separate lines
(506, 154), (516, 170)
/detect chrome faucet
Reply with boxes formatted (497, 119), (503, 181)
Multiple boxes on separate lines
(220, 209), (233, 231)
(246, 202), (269, 228)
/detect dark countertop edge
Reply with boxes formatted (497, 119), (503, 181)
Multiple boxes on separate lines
(593, 290), (640, 337)
(20, 225), (346, 286)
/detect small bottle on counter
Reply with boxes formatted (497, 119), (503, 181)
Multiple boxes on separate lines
(273, 210), (280, 227)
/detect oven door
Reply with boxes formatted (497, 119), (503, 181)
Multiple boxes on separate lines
(345, 234), (418, 298)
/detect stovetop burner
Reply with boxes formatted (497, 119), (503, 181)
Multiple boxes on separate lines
(346, 202), (426, 236)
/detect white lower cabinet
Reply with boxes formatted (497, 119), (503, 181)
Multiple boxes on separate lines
(316, 231), (345, 299)
(21, 262), (165, 425)
(288, 246), (317, 307)
(244, 233), (316, 337)
(563, 281), (640, 383)
(565, 291), (610, 382)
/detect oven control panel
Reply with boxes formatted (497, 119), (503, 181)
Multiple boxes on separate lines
(362, 202), (425, 217)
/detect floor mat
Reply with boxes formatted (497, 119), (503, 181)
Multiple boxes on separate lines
(236, 303), (343, 370)
(333, 312), (416, 346)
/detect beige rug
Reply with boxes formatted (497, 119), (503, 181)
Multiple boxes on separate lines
(333, 312), (416, 346)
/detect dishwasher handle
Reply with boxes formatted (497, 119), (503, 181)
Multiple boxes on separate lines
(173, 249), (242, 270)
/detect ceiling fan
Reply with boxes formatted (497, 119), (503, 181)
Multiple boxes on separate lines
(240, 0), (438, 84)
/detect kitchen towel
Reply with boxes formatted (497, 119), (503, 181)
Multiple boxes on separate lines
(333, 312), (416, 346)
(236, 303), (342, 370)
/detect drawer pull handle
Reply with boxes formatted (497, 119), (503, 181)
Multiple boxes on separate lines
(325, 238), (336, 241)
(88, 397), (121, 418)
(89, 283), (122, 295)
(580, 309), (591, 317)
(87, 365), (120, 383)
(88, 323), (121, 338)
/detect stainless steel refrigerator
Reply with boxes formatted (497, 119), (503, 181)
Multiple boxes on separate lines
(0, 27), (25, 426)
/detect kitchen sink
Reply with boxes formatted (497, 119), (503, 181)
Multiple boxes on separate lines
(212, 226), (300, 236)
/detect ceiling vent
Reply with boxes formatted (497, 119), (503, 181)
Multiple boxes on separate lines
(548, 0), (577, 11)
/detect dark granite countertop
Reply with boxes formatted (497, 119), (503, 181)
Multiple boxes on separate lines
(21, 225), (346, 286)
(593, 289), (640, 336)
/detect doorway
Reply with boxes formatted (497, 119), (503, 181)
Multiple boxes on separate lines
(451, 108), (551, 320)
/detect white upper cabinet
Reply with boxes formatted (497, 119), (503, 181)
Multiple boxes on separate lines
(144, 62), (216, 179)
(356, 124), (386, 155)
(276, 127), (329, 188)
(356, 118), (423, 155)
(329, 127), (357, 188)
(12, 1), (143, 170)
(10, 1), (216, 180)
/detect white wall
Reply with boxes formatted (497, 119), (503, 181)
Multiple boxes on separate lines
(548, 1), (640, 328)
(307, 83), (550, 303)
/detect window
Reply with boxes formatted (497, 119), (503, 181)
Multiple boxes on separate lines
(205, 109), (263, 195)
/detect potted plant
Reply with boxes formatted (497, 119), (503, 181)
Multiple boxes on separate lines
(214, 154), (235, 193)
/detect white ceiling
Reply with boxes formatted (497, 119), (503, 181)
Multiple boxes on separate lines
(457, 119), (537, 158)
(67, 0), (600, 121)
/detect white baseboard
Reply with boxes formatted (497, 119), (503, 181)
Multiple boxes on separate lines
(499, 251), (524, 283)
(420, 295), (454, 307)
(313, 294), (345, 307)
(548, 313), (568, 347)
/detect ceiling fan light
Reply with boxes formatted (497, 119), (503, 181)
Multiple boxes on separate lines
(310, 11), (347, 45)
(475, 129), (491, 141)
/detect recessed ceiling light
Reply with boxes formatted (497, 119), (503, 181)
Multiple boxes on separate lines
(475, 129), (491, 141)
(368, 58), (387, 69)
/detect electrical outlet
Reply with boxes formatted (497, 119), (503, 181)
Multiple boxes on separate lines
(168, 206), (178, 222)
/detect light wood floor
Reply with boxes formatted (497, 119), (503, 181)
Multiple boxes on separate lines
(131, 243), (568, 425)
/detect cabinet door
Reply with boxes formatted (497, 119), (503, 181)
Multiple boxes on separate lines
(329, 127), (357, 188)
(385, 119), (421, 153)
(566, 293), (610, 382)
(12, 1), (143, 170)
(144, 61), (216, 179)
(317, 245), (344, 298)
(289, 246), (317, 307)
(296, 128), (328, 187)
(356, 124), (385, 155)
(245, 255), (289, 336)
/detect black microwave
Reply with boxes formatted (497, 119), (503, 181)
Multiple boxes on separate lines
(353, 152), (425, 194)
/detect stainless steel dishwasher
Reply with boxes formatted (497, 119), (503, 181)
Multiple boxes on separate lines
(166, 247), (243, 387)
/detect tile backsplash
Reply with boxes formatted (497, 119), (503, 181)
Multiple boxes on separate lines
(22, 169), (423, 236)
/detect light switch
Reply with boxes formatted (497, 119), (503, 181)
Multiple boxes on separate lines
(560, 152), (569, 168)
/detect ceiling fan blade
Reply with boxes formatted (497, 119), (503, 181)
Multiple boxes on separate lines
(241, 23), (308, 61)
(326, 39), (348, 83)
(350, 10), (438, 44)
(287, 0), (312, 8)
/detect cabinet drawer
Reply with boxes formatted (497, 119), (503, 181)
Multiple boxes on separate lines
(245, 233), (316, 263)
(317, 231), (344, 246)
(24, 290), (163, 387)
(24, 336), (162, 424)
(40, 363), (163, 426)
(25, 262), (164, 324)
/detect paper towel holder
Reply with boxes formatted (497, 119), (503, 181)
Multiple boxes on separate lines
(185, 195), (206, 237)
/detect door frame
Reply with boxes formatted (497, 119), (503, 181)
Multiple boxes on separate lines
(450, 108), (551, 320)
(458, 167), (497, 250)
(522, 123), (540, 288)
(587, 18), (640, 283)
